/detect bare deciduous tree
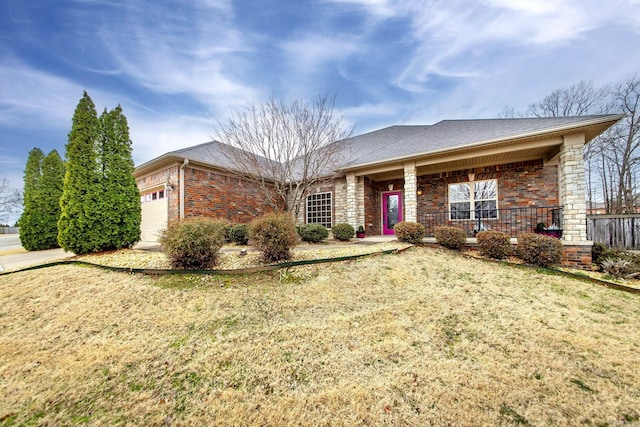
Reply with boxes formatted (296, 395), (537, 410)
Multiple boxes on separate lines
(607, 75), (640, 213)
(503, 78), (640, 214)
(527, 81), (611, 118)
(215, 95), (353, 222)
(0, 178), (22, 224)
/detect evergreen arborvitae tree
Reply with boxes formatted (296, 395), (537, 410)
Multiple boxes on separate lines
(58, 91), (101, 254)
(19, 148), (45, 250)
(37, 150), (65, 249)
(97, 105), (141, 250)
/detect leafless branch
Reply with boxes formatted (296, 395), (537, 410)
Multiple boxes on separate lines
(0, 178), (22, 223)
(214, 95), (353, 221)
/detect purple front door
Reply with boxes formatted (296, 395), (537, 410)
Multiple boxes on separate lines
(382, 191), (403, 235)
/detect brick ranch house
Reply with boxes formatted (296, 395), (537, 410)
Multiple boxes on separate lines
(134, 114), (623, 269)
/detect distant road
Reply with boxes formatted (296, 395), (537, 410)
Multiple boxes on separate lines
(0, 235), (21, 251)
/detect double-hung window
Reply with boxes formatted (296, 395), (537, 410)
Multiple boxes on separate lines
(306, 192), (332, 229)
(449, 179), (498, 220)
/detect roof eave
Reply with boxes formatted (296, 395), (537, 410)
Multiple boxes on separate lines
(342, 114), (624, 172)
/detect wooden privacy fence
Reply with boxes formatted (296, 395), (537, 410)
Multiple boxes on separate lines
(587, 215), (640, 249)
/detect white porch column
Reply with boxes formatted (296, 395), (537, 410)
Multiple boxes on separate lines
(346, 172), (358, 228)
(560, 133), (588, 242)
(404, 161), (417, 223)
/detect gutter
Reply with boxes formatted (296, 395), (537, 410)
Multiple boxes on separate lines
(179, 159), (189, 219)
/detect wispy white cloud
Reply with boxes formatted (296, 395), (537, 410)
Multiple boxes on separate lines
(321, 0), (398, 18)
(89, 0), (260, 112)
(324, 0), (640, 95)
(280, 34), (359, 73)
(0, 62), (80, 128)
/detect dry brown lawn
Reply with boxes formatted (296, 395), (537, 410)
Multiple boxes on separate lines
(1, 246), (639, 426)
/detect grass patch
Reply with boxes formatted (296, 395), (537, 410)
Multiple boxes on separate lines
(1, 246), (639, 425)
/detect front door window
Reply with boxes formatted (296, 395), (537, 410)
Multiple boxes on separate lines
(382, 191), (403, 235)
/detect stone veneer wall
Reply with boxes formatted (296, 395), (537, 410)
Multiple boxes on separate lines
(560, 135), (588, 242)
(136, 165), (180, 223)
(332, 177), (348, 225)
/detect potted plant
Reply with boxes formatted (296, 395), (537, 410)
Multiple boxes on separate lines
(356, 225), (366, 238)
(534, 222), (562, 238)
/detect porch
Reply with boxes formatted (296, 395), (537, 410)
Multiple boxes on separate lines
(417, 205), (564, 238)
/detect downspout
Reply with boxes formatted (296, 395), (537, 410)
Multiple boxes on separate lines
(179, 159), (189, 219)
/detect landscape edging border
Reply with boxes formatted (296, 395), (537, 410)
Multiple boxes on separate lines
(0, 247), (405, 277)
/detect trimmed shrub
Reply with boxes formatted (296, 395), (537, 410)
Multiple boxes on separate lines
(249, 213), (299, 262)
(476, 230), (511, 259)
(394, 221), (425, 244)
(517, 232), (562, 267)
(228, 224), (249, 245)
(331, 223), (355, 241)
(298, 224), (329, 243)
(434, 226), (466, 250)
(159, 217), (227, 269)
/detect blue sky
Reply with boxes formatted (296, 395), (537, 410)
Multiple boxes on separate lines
(1, 0), (640, 223)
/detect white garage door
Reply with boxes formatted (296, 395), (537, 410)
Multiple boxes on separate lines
(140, 195), (168, 242)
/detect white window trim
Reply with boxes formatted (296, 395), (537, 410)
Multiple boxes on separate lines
(306, 192), (333, 229)
(448, 179), (499, 221)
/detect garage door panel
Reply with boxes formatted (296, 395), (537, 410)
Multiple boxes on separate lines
(141, 198), (168, 242)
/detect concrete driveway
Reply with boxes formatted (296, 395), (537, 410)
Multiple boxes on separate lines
(0, 236), (162, 273)
(0, 234), (76, 272)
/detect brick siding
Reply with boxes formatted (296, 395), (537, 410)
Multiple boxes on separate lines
(561, 244), (593, 269)
(183, 167), (278, 223)
(417, 160), (559, 235)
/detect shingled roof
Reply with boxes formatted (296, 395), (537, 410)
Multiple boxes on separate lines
(135, 115), (623, 176)
(341, 115), (621, 168)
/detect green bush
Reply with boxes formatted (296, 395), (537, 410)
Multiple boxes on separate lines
(297, 224), (329, 243)
(228, 224), (249, 245)
(249, 213), (299, 262)
(476, 230), (511, 259)
(331, 223), (355, 241)
(159, 217), (227, 269)
(434, 226), (466, 250)
(517, 232), (562, 267)
(394, 221), (425, 244)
